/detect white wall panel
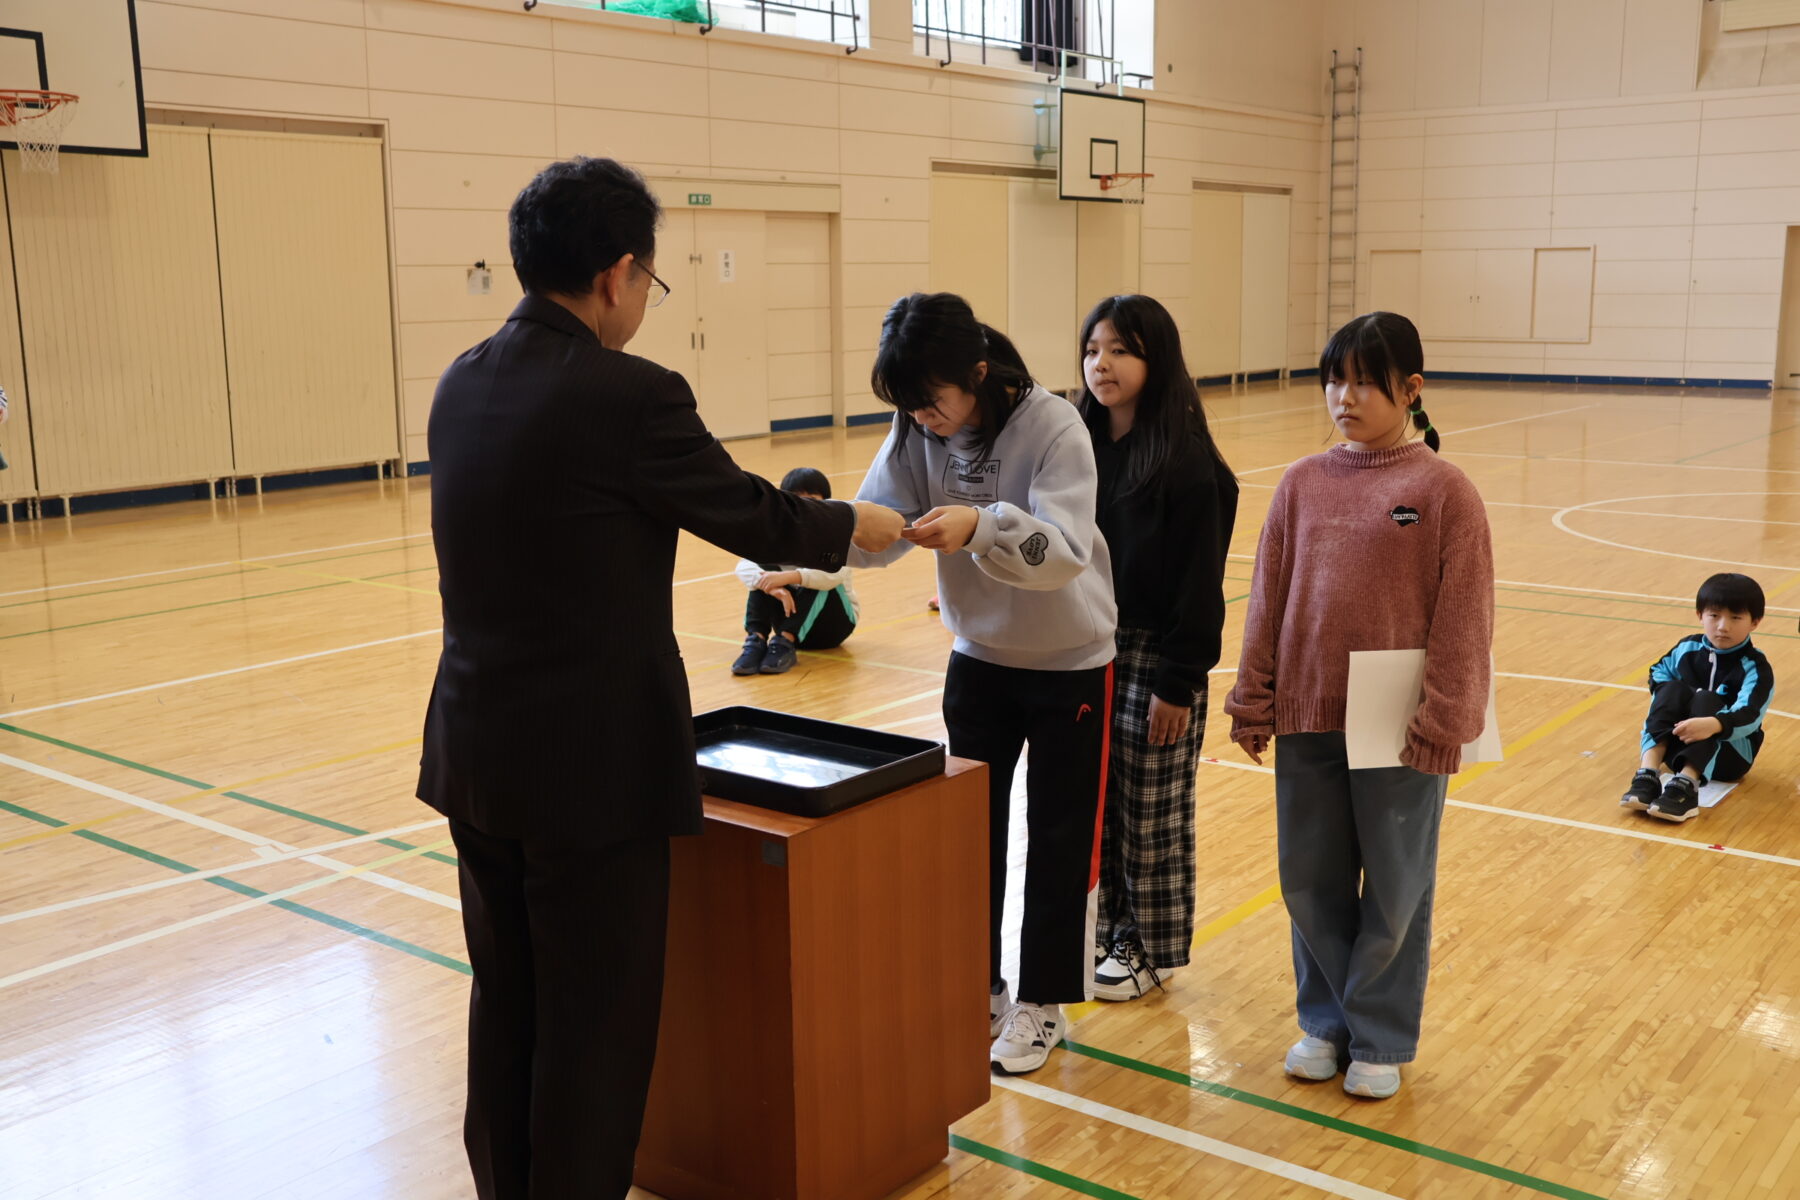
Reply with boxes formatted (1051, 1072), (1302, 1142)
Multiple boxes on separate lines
(7, 127), (233, 495)
(1416, 0), (1485, 110)
(1623, 0), (1703, 93)
(1007, 180), (1079, 391)
(1550, 0), (1627, 100)
(1481, 0), (1554, 105)
(1239, 194), (1290, 372)
(1531, 246), (1594, 339)
(211, 130), (399, 476)
(0, 163), (35, 500)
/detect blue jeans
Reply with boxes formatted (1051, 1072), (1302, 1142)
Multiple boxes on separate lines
(1274, 731), (1448, 1064)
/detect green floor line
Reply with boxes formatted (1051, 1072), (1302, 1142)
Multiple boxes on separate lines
(0, 795), (470, 976)
(1060, 1040), (1608, 1200)
(0, 564), (439, 642)
(0, 580), (351, 641)
(1673, 419), (1800, 464)
(0, 539), (435, 613)
(1495, 601), (1800, 640)
(949, 1134), (1143, 1200)
(0, 720), (459, 868)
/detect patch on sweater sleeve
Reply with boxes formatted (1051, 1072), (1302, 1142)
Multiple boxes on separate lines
(1021, 532), (1049, 565)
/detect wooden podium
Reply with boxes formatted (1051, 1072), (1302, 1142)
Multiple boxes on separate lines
(635, 757), (991, 1200)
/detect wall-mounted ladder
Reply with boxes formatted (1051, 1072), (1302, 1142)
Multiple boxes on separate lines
(1327, 47), (1361, 330)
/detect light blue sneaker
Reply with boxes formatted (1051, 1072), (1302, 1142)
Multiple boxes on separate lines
(1343, 1061), (1402, 1099)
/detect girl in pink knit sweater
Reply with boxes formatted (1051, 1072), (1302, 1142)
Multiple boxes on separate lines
(1224, 312), (1494, 1101)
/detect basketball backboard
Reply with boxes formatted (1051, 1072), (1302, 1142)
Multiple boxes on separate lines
(0, 0), (145, 157)
(1056, 89), (1146, 203)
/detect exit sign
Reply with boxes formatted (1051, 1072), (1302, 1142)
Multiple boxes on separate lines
(688, 193), (713, 206)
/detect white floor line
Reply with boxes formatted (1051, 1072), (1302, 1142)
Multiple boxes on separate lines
(0, 629), (443, 720)
(1493, 578), (1800, 615)
(1194, 736), (1800, 871)
(873, 711), (946, 731)
(0, 838), (453, 993)
(1551, 491), (1800, 573)
(837, 687), (944, 724)
(671, 570), (737, 588)
(0, 532), (434, 601)
(0, 817), (451, 926)
(1226, 554), (1800, 616)
(1208, 401), (1321, 424)
(1442, 403), (1598, 437)
(1455, 449), (1800, 477)
(0, 750), (460, 910)
(1233, 406), (1599, 481)
(991, 1076), (1402, 1200)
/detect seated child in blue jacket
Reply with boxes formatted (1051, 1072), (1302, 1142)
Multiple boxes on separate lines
(1621, 572), (1773, 823)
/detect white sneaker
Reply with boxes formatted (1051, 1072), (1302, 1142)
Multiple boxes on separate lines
(1343, 1061), (1401, 1099)
(989, 981), (1014, 1038)
(990, 1002), (1063, 1074)
(1283, 1036), (1342, 1081)
(1093, 941), (1176, 1002)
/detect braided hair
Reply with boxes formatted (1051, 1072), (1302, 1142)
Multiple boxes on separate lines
(1319, 312), (1438, 452)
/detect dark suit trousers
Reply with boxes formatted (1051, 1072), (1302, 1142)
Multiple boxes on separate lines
(450, 818), (671, 1200)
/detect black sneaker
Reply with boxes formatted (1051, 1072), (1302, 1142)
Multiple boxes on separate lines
(1648, 774), (1701, 823)
(731, 635), (766, 676)
(760, 636), (797, 675)
(1620, 768), (1662, 811)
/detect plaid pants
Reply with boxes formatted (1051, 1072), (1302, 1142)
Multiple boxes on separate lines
(1096, 627), (1206, 969)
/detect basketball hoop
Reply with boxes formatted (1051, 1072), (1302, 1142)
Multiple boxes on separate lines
(1097, 172), (1153, 191)
(0, 90), (80, 174)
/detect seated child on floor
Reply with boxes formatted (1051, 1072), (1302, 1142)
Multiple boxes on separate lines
(731, 467), (859, 677)
(1620, 572), (1773, 823)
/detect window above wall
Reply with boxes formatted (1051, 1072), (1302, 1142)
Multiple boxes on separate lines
(912, 1), (1154, 89)
(536, 0), (867, 53)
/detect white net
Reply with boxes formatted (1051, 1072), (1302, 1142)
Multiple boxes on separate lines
(1, 93), (79, 174)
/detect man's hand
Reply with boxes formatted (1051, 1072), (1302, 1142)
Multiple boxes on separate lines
(851, 501), (905, 552)
(901, 505), (979, 553)
(1147, 695), (1190, 746)
(1674, 716), (1723, 743)
(1238, 733), (1268, 765)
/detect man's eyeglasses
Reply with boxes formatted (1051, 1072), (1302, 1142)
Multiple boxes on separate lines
(641, 263), (671, 309)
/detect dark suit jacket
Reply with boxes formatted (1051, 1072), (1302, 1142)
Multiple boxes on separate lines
(417, 295), (855, 844)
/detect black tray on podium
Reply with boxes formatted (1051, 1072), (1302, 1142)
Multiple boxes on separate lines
(692, 706), (946, 818)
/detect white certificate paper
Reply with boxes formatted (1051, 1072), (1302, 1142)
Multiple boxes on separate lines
(1344, 649), (1502, 770)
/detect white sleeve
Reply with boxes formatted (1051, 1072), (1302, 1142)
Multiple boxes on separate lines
(734, 559), (763, 588)
(796, 566), (851, 590)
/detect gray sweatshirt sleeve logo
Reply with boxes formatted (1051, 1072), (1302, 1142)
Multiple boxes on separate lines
(943, 453), (1001, 503)
(1020, 532), (1049, 565)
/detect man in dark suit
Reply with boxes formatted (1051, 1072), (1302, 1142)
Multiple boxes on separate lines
(418, 157), (904, 1200)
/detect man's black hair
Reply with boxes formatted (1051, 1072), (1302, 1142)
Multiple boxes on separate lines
(508, 157), (661, 296)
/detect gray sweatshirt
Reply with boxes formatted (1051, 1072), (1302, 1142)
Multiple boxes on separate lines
(851, 386), (1117, 671)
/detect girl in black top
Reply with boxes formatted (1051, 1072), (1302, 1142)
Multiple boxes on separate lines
(1079, 294), (1239, 1001)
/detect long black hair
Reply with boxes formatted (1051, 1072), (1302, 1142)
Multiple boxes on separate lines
(870, 292), (1034, 461)
(1077, 294), (1232, 494)
(1319, 311), (1439, 452)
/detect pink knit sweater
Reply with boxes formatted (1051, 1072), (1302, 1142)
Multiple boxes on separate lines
(1224, 441), (1495, 775)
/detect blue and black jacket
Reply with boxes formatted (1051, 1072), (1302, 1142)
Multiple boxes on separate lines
(1641, 634), (1774, 766)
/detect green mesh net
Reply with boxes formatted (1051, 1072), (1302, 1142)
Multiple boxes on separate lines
(601, 0), (709, 22)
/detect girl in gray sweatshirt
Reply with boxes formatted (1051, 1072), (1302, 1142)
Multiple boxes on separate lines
(850, 292), (1117, 1076)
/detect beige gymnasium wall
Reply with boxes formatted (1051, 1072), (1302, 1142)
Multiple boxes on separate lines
(1327, 0), (1799, 384)
(130, 0), (1330, 465)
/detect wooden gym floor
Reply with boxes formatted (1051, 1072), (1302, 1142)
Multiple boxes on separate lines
(5, 379), (1800, 1199)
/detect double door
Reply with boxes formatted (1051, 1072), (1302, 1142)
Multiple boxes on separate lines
(629, 209), (770, 440)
